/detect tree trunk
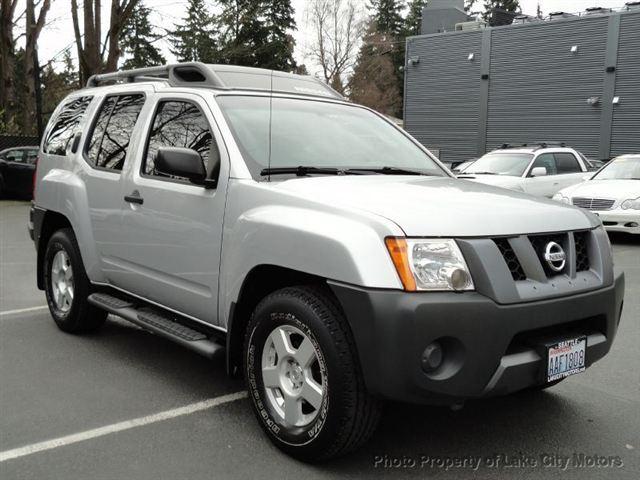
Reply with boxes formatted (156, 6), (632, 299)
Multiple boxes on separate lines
(23, 0), (51, 135)
(71, 0), (139, 84)
(0, 0), (18, 128)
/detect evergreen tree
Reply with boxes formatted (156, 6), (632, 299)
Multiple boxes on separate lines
(405, 0), (428, 36)
(260, 0), (297, 70)
(217, 0), (266, 66)
(120, 2), (166, 69)
(169, 0), (218, 63)
(482, 0), (520, 24)
(41, 50), (78, 125)
(217, 0), (296, 70)
(369, 0), (404, 111)
(370, 0), (404, 36)
(349, 22), (401, 116)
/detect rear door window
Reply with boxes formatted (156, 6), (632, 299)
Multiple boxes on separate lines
(86, 94), (145, 171)
(554, 153), (582, 174)
(44, 96), (93, 155)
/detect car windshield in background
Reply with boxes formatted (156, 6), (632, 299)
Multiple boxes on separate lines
(592, 156), (640, 180)
(463, 152), (534, 176)
(216, 95), (445, 179)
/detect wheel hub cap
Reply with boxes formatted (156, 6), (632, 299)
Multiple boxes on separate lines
(50, 250), (74, 313)
(261, 325), (326, 428)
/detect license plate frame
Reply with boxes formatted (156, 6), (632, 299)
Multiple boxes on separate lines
(546, 336), (587, 383)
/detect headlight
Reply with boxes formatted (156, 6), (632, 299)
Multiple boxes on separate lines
(621, 197), (640, 210)
(553, 194), (571, 204)
(385, 238), (474, 291)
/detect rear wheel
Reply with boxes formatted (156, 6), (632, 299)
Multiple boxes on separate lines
(43, 228), (107, 333)
(244, 286), (381, 461)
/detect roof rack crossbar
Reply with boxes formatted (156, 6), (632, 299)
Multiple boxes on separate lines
(87, 65), (170, 87)
(499, 141), (566, 150)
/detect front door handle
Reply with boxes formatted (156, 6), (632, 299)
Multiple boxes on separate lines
(124, 190), (144, 205)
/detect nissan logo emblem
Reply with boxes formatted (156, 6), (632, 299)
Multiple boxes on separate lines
(544, 241), (566, 272)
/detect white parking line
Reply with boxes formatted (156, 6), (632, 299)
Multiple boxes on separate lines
(0, 391), (248, 463)
(0, 306), (48, 317)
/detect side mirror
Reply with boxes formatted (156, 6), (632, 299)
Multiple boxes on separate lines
(155, 147), (213, 187)
(531, 166), (547, 177)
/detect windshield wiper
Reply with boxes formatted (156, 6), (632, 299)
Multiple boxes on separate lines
(346, 166), (437, 176)
(459, 171), (497, 175)
(260, 166), (365, 176)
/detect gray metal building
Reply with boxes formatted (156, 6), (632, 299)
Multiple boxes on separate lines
(404, 6), (640, 162)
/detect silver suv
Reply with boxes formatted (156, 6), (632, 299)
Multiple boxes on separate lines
(29, 63), (625, 461)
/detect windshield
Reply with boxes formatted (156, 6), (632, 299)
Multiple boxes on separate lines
(216, 95), (445, 178)
(463, 152), (534, 176)
(592, 156), (640, 180)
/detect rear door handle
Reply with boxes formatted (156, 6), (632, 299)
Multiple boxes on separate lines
(124, 190), (144, 205)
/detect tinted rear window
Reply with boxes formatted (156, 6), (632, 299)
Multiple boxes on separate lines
(44, 96), (93, 156)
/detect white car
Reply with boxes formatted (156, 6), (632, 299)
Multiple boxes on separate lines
(554, 154), (640, 235)
(458, 144), (591, 197)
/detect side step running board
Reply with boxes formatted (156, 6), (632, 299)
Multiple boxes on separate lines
(88, 293), (223, 359)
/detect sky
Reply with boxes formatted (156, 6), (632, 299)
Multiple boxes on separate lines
(16, 0), (628, 74)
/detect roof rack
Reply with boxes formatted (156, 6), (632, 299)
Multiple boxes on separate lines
(86, 62), (344, 100)
(500, 141), (566, 150)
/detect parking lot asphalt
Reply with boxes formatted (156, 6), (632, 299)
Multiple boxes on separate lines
(1, 199), (638, 479)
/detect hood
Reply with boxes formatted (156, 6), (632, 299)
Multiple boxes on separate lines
(560, 179), (640, 200)
(457, 174), (523, 190)
(270, 176), (596, 237)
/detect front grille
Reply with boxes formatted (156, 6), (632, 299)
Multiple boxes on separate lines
(529, 233), (567, 277)
(572, 197), (615, 211)
(494, 238), (526, 281)
(574, 231), (590, 272)
(493, 230), (595, 282)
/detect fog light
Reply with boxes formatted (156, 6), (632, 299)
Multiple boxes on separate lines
(421, 342), (443, 373)
(450, 268), (471, 291)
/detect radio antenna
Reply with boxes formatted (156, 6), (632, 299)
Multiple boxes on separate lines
(267, 69), (274, 182)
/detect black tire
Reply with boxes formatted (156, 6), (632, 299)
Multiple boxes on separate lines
(244, 285), (381, 462)
(43, 228), (107, 333)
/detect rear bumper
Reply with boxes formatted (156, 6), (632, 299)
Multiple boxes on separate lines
(329, 272), (625, 405)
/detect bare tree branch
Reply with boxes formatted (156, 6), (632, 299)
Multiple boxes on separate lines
(305, 0), (365, 94)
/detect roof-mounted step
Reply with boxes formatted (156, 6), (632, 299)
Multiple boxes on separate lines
(88, 292), (223, 359)
(86, 62), (343, 100)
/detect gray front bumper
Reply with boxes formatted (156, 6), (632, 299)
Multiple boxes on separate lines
(329, 272), (625, 405)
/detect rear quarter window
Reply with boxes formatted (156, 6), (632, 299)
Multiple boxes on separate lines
(43, 96), (93, 156)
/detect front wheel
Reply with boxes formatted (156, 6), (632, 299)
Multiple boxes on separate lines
(43, 228), (107, 333)
(244, 286), (381, 461)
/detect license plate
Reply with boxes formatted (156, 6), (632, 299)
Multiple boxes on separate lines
(547, 337), (586, 382)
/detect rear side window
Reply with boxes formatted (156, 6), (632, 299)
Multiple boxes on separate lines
(554, 153), (582, 174)
(44, 96), (93, 155)
(143, 101), (214, 179)
(86, 94), (145, 171)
